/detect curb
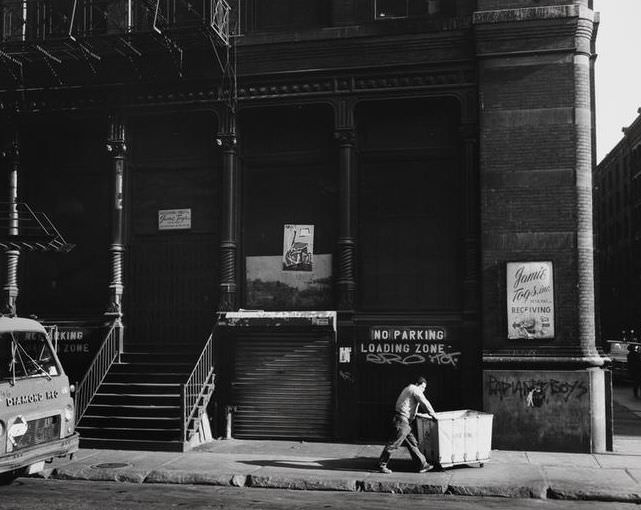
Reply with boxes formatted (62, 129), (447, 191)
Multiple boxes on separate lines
(35, 467), (641, 503)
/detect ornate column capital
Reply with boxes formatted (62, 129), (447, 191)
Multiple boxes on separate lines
(334, 129), (357, 147)
(216, 133), (239, 151)
(107, 115), (127, 158)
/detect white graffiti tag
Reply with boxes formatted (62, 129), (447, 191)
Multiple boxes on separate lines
(366, 351), (460, 367)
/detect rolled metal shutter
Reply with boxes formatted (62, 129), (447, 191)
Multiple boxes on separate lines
(231, 328), (334, 440)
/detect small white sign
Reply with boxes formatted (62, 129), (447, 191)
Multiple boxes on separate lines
(158, 209), (191, 230)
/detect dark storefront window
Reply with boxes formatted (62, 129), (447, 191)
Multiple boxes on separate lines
(19, 118), (111, 318)
(357, 99), (463, 311)
(245, 0), (329, 32)
(242, 105), (336, 310)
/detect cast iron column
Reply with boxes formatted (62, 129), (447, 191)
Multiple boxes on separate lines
(217, 112), (240, 312)
(335, 100), (358, 311)
(2, 134), (19, 316)
(461, 121), (482, 408)
(334, 99), (358, 441)
(105, 115), (126, 320)
(462, 123), (480, 314)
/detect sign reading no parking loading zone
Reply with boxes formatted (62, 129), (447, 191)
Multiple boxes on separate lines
(358, 326), (461, 367)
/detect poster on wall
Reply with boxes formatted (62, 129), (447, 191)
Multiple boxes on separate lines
(506, 261), (555, 340)
(282, 224), (314, 271)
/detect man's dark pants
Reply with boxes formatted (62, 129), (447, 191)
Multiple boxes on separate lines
(378, 414), (428, 470)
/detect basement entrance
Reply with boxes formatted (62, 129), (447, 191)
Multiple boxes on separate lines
(216, 311), (336, 440)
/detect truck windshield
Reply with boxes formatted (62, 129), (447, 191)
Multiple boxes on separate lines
(0, 331), (59, 382)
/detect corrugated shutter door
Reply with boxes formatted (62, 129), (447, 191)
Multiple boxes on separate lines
(231, 329), (334, 440)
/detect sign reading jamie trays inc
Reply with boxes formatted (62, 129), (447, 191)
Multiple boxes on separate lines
(506, 261), (555, 340)
(158, 208), (191, 231)
(358, 326), (461, 368)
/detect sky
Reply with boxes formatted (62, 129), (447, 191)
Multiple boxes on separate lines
(594, 0), (641, 163)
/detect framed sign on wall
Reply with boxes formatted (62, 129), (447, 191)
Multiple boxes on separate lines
(158, 208), (191, 230)
(506, 261), (554, 340)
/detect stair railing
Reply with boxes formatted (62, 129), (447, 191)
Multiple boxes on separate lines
(182, 323), (217, 443)
(75, 318), (123, 421)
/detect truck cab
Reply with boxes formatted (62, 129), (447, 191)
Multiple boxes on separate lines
(0, 316), (79, 481)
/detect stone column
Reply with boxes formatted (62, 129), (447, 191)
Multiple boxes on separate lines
(574, 13), (599, 361)
(105, 115), (126, 320)
(217, 110), (240, 312)
(2, 133), (20, 316)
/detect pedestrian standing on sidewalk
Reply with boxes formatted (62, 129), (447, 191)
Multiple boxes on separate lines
(378, 376), (438, 474)
(628, 344), (641, 398)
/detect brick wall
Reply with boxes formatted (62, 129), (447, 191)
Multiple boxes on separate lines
(475, 2), (597, 352)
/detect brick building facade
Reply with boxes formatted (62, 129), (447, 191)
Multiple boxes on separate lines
(595, 110), (641, 341)
(0, 0), (606, 452)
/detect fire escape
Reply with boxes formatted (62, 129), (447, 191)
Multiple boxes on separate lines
(0, 0), (233, 89)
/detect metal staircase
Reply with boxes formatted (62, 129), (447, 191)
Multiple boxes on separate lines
(76, 323), (216, 451)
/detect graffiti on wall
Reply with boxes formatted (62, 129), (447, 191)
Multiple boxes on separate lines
(486, 375), (588, 407)
(359, 343), (461, 367)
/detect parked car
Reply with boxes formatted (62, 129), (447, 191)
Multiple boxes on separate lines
(605, 340), (641, 382)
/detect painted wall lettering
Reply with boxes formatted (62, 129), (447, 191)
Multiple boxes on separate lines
(361, 326), (458, 366)
(369, 326), (445, 341)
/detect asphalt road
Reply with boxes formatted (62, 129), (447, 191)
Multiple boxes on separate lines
(0, 479), (638, 510)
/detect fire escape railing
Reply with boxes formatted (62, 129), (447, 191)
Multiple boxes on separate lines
(182, 324), (216, 444)
(0, 0), (230, 85)
(0, 202), (73, 252)
(75, 318), (122, 421)
(0, 0), (230, 42)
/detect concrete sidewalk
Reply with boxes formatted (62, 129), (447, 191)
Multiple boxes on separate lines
(32, 385), (641, 503)
(34, 437), (641, 502)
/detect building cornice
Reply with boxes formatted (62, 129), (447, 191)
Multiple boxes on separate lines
(473, 5), (595, 26)
(0, 62), (476, 114)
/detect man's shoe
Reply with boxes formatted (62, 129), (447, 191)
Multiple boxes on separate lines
(378, 466), (392, 474)
(418, 464), (433, 473)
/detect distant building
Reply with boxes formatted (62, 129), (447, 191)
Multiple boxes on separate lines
(594, 109), (641, 341)
(1, 0), (607, 453)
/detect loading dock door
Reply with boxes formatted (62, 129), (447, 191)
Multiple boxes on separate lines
(221, 312), (335, 440)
